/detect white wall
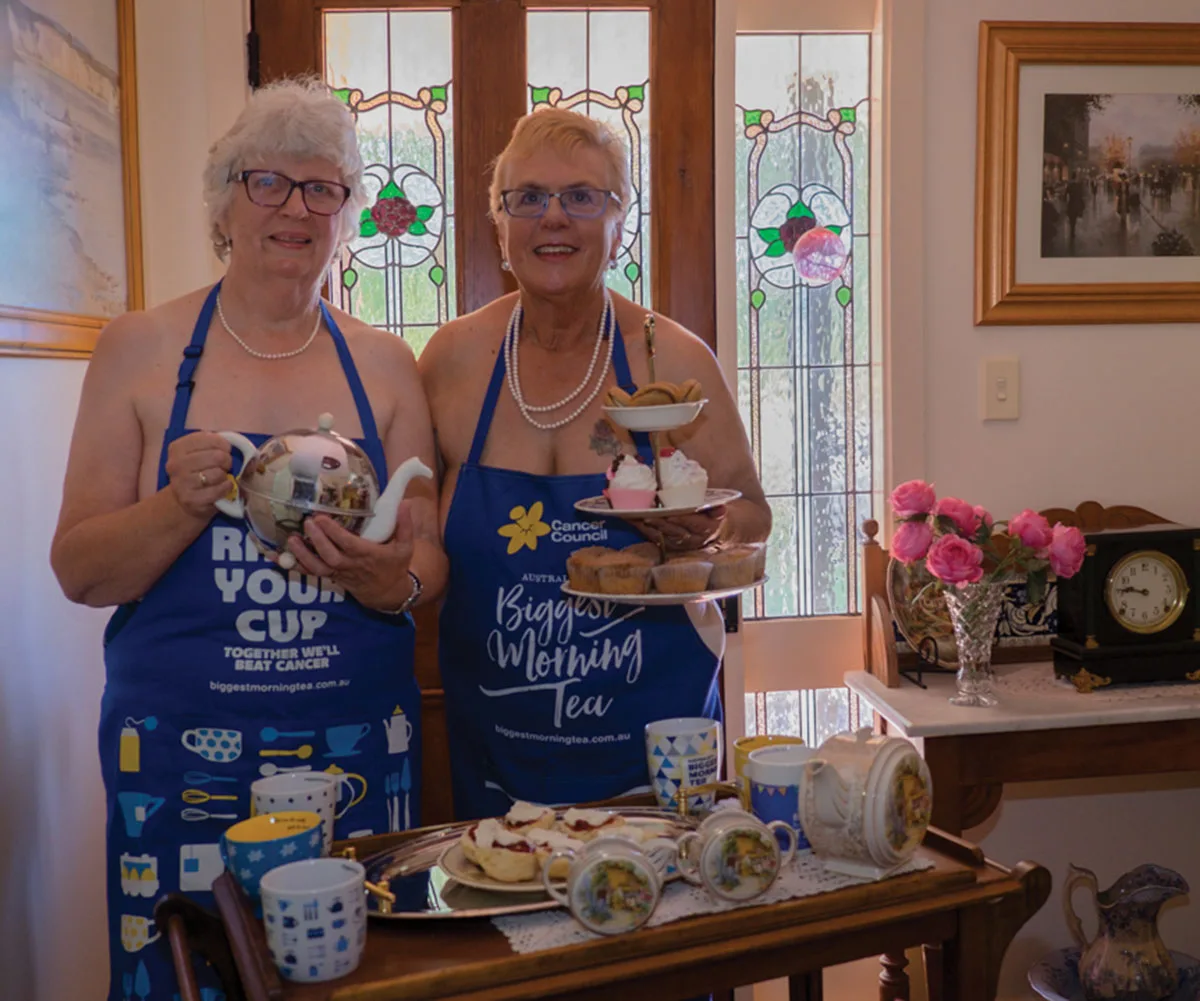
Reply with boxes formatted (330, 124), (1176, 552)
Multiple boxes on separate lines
(0, 4), (246, 999)
(923, 0), (1200, 997)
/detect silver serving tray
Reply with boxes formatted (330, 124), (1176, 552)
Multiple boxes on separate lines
(361, 807), (698, 920)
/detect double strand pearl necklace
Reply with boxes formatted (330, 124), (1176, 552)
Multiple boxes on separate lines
(216, 292), (323, 360)
(504, 294), (614, 431)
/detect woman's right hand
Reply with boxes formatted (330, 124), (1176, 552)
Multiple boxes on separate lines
(164, 431), (234, 520)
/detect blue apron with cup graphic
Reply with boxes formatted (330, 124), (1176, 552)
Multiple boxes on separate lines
(439, 312), (723, 820)
(98, 283), (422, 1000)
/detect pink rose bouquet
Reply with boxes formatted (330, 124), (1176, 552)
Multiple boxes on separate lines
(888, 480), (1086, 603)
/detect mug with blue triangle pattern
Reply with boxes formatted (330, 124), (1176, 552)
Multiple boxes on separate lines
(644, 717), (722, 813)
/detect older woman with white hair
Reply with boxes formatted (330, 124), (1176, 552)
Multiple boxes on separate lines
(420, 108), (770, 820)
(51, 79), (444, 999)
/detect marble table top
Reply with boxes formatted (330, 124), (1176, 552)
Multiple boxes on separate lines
(844, 662), (1200, 737)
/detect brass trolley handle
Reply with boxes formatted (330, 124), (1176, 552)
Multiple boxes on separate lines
(673, 780), (740, 818)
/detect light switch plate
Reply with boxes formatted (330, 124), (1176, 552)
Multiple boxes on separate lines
(981, 357), (1019, 421)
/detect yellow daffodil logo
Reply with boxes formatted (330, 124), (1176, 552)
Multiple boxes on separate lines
(497, 502), (551, 554)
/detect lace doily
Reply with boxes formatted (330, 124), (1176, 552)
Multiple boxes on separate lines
(492, 852), (935, 954)
(995, 661), (1200, 703)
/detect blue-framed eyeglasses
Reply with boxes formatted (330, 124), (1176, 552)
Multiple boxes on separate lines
(499, 187), (618, 219)
(233, 170), (351, 216)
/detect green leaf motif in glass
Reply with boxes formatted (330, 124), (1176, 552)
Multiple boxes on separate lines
(416, 205), (434, 222)
(786, 202), (815, 220)
(359, 210), (378, 239)
(408, 221), (428, 236)
(764, 240), (786, 258)
(332, 88), (351, 105)
(379, 180), (404, 201)
(624, 261), (640, 281)
(826, 224), (843, 236)
(430, 265), (445, 287)
(835, 286), (851, 307)
(530, 86), (552, 104)
(430, 86), (447, 101)
(627, 84), (645, 101)
(342, 268), (358, 290)
(743, 109), (763, 126)
(750, 288), (766, 310)
(757, 226), (780, 243)
(839, 107), (857, 123)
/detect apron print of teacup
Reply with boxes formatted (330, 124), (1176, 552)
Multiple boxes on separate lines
(324, 723), (370, 758)
(120, 914), (160, 953)
(182, 727), (242, 763)
(120, 853), (159, 898)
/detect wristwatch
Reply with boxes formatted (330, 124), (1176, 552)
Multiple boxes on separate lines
(380, 570), (422, 616)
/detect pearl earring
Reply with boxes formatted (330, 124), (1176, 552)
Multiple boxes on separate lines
(500, 259), (511, 271)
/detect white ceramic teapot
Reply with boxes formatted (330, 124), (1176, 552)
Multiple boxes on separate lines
(798, 728), (932, 878)
(216, 413), (432, 569)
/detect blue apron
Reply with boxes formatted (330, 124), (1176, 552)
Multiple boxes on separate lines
(440, 311), (723, 821)
(99, 284), (422, 1000)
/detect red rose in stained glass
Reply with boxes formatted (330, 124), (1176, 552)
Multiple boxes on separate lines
(371, 196), (418, 238)
(779, 215), (816, 253)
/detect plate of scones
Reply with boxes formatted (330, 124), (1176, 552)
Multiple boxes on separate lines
(438, 802), (689, 893)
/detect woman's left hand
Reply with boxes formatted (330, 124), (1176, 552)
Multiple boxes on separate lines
(284, 501), (416, 610)
(632, 506), (725, 552)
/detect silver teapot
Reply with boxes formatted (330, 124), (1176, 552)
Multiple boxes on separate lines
(214, 413), (432, 570)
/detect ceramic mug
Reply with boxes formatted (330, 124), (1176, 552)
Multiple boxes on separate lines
(745, 744), (815, 851)
(733, 735), (805, 807)
(181, 727), (243, 763)
(261, 857), (367, 983)
(120, 914), (160, 953)
(677, 808), (795, 902)
(220, 811), (324, 902)
(252, 772), (362, 855)
(645, 716), (722, 813)
(542, 836), (668, 936)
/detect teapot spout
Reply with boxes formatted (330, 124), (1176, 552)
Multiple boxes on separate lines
(360, 456), (434, 543)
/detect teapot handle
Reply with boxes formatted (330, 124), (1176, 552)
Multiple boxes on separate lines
(1062, 863), (1098, 950)
(213, 431), (257, 519)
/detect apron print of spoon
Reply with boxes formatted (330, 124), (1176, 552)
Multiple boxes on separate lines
(260, 727), (315, 742)
(259, 745), (313, 759)
(259, 763), (312, 777)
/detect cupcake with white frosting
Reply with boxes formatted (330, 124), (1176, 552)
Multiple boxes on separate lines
(605, 454), (657, 510)
(657, 448), (708, 508)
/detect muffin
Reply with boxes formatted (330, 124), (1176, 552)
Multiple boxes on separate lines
(566, 546), (612, 592)
(595, 553), (654, 594)
(708, 546), (760, 588)
(651, 559), (713, 594)
(622, 541), (663, 565)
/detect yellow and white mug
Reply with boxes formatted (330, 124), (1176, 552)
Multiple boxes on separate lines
(120, 914), (160, 953)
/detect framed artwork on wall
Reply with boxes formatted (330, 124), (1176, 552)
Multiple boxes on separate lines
(0, 0), (142, 358)
(975, 21), (1200, 326)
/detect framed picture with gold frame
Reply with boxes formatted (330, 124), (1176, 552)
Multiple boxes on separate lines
(0, 0), (143, 358)
(975, 21), (1200, 326)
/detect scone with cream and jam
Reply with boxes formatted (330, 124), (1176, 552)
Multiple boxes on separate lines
(459, 818), (538, 882)
(503, 800), (556, 833)
(555, 807), (626, 842)
(526, 826), (586, 879)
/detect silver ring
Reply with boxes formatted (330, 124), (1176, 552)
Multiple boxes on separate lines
(198, 471), (208, 487)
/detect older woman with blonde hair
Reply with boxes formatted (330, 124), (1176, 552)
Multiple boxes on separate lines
(51, 79), (445, 999)
(420, 108), (770, 819)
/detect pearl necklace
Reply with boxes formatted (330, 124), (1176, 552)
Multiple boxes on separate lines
(216, 292), (323, 360)
(504, 295), (614, 431)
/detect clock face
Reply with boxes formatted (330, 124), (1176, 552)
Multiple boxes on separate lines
(1104, 550), (1190, 634)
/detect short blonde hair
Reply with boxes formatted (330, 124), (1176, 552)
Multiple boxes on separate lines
(203, 78), (368, 260)
(488, 108), (631, 221)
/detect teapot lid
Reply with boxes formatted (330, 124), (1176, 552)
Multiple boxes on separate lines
(236, 412), (380, 518)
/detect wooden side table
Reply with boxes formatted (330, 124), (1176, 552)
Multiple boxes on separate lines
(159, 828), (1048, 1001)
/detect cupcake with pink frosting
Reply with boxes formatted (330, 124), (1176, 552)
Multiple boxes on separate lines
(605, 454), (657, 510)
(657, 448), (708, 508)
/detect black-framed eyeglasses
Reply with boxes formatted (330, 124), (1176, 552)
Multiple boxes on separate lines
(499, 187), (618, 219)
(233, 169), (351, 216)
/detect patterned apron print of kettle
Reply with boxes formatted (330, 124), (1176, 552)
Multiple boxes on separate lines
(383, 706), (412, 754)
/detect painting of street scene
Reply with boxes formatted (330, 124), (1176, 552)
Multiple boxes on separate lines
(0, 0), (128, 317)
(1041, 92), (1200, 259)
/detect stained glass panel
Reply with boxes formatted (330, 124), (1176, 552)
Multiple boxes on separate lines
(737, 32), (875, 620)
(527, 9), (651, 306)
(324, 9), (455, 354)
